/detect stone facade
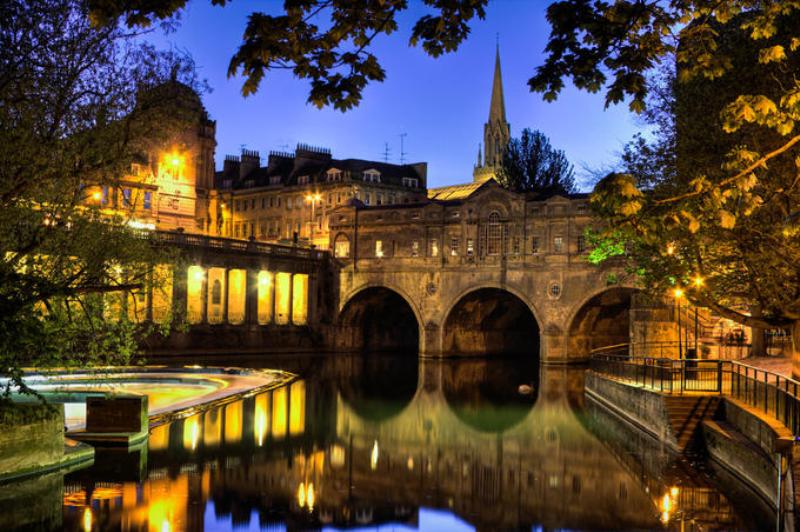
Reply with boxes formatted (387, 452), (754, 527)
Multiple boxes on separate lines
(329, 179), (632, 362)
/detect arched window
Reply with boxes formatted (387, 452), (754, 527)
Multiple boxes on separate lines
(334, 234), (350, 258)
(487, 211), (502, 255)
(211, 279), (222, 305)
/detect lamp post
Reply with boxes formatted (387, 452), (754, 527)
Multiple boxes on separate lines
(693, 276), (703, 357)
(305, 193), (322, 242)
(674, 288), (684, 359)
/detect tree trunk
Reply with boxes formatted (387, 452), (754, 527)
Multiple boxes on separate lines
(749, 304), (767, 357)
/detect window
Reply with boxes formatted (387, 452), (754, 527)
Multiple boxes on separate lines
(411, 240), (420, 257)
(532, 236), (540, 254)
(101, 186), (109, 206)
(389, 193), (396, 204)
(430, 239), (439, 257)
(122, 188), (132, 206)
(375, 240), (384, 258)
(402, 177), (419, 188)
(287, 197), (292, 209)
(554, 236), (564, 253)
(550, 283), (561, 298)
(577, 235), (586, 253)
(450, 238), (459, 256)
(261, 198), (266, 209)
(251, 199), (255, 209)
(364, 193), (371, 205)
(327, 169), (343, 182)
(363, 169), (381, 183)
(334, 234), (350, 258)
(269, 197), (274, 207)
(270, 176), (281, 185)
(131, 163), (141, 176)
(298, 175), (309, 185)
(376, 193), (383, 206)
(211, 279), (222, 305)
(487, 212), (502, 255)
(242, 200), (248, 212)
(512, 237), (520, 254)
(577, 204), (587, 214)
(466, 239), (474, 256)
(143, 191), (152, 210)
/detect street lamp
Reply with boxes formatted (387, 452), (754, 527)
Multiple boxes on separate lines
(305, 193), (322, 241)
(692, 276), (704, 356)
(673, 287), (684, 359)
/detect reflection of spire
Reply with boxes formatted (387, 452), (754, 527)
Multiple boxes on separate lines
(489, 41), (506, 125)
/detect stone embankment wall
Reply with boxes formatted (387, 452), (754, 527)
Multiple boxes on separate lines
(0, 404), (64, 480)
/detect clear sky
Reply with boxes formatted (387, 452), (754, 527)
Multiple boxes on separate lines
(147, 1), (644, 190)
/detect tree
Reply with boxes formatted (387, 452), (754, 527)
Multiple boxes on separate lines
(497, 129), (576, 195)
(0, 0), (201, 397)
(87, 0), (489, 111)
(539, 3), (800, 358)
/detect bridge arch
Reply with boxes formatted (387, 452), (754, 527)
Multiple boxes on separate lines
(337, 284), (423, 354)
(566, 286), (641, 358)
(441, 284), (542, 358)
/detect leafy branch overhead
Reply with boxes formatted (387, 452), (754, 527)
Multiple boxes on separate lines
(88, 0), (489, 111)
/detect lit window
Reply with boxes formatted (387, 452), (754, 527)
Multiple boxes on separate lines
(411, 240), (419, 257)
(430, 239), (439, 257)
(375, 240), (384, 258)
(466, 239), (474, 256)
(487, 212), (502, 255)
(334, 234), (350, 258)
(143, 191), (152, 210)
(450, 238), (459, 256)
(122, 188), (132, 206)
(554, 236), (564, 253)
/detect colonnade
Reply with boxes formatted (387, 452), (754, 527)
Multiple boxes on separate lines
(183, 265), (310, 327)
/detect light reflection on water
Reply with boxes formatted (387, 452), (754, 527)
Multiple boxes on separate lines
(0, 355), (773, 530)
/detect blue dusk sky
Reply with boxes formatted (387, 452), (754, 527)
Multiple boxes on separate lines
(146, 1), (645, 190)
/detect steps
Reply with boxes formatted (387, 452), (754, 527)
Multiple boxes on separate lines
(663, 396), (721, 450)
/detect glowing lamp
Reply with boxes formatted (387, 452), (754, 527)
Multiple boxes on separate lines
(693, 276), (703, 287)
(92, 191), (102, 201)
(666, 243), (675, 255)
(170, 156), (181, 167)
(192, 268), (204, 282)
(673, 288), (684, 299)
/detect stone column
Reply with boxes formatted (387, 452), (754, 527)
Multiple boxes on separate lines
(288, 273), (295, 325)
(200, 267), (208, 324)
(222, 268), (230, 324)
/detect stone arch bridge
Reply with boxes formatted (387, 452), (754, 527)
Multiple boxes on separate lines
(328, 181), (635, 363)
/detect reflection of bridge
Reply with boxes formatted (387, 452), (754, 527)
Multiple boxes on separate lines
(330, 181), (634, 361)
(53, 360), (755, 531)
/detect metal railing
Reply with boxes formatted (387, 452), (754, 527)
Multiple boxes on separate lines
(591, 354), (800, 437)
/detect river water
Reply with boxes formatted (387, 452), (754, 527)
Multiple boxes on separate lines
(4, 355), (774, 530)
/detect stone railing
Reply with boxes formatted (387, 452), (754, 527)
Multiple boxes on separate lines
(151, 231), (328, 261)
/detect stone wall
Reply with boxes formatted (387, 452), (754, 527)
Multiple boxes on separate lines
(0, 404), (64, 480)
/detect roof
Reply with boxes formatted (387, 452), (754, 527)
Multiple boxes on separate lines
(427, 181), (486, 201)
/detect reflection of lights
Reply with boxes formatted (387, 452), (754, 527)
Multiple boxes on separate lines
(183, 415), (200, 451)
(92, 191), (102, 201)
(83, 507), (92, 531)
(673, 288), (683, 299)
(254, 394), (268, 446)
(662, 493), (671, 512)
(161, 520), (171, 532)
(407, 456), (414, 470)
(297, 482), (306, 508)
(370, 440), (379, 471)
(306, 482), (315, 511)
(330, 444), (346, 468)
(670, 486), (680, 497)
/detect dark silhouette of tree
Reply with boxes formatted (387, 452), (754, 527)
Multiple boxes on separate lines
(497, 129), (575, 195)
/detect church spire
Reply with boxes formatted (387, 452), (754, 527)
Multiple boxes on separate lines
(474, 39), (511, 183)
(489, 41), (506, 124)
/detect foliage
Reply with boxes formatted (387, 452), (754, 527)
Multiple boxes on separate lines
(572, 3), (800, 329)
(87, 0), (489, 111)
(496, 129), (576, 195)
(0, 0), (199, 398)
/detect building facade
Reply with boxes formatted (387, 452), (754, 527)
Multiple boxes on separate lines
(208, 145), (428, 247)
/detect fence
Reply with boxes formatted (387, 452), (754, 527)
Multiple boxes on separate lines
(590, 353), (800, 437)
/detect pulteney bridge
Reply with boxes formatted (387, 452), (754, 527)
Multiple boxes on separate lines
(328, 180), (634, 363)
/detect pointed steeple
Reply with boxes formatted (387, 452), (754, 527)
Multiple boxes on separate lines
(474, 39), (511, 183)
(489, 42), (506, 124)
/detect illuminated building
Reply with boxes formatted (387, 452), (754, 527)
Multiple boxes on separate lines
(208, 144), (428, 247)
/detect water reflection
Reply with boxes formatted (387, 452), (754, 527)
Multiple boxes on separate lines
(2, 355), (773, 530)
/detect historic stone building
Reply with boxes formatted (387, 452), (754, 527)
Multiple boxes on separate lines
(473, 45), (510, 183)
(209, 145), (428, 247)
(85, 81), (217, 233)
